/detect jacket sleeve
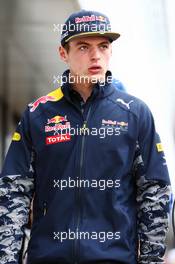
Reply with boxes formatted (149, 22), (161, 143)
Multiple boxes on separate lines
(0, 108), (35, 264)
(133, 102), (171, 264)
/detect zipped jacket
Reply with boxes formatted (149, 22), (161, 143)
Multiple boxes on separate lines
(0, 70), (171, 264)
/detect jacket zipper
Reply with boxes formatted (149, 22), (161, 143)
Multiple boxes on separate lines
(43, 201), (47, 216)
(74, 105), (92, 264)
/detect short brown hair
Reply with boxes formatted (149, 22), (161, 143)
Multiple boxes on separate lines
(63, 43), (70, 53)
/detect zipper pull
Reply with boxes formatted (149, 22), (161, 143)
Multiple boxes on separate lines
(43, 201), (47, 216)
(81, 121), (89, 135)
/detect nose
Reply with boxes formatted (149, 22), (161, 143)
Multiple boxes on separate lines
(90, 47), (100, 62)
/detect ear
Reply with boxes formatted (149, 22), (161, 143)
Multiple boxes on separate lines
(59, 46), (68, 62)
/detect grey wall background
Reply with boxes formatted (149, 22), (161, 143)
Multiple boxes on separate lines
(0, 0), (80, 166)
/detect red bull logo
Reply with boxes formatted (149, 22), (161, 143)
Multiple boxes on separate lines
(47, 115), (67, 124)
(96, 15), (106, 22)
(29, 87), (64, 112)
(75, 15), (106, 24)
(29, 96), (57, 112)
(117, 121), (128, 127)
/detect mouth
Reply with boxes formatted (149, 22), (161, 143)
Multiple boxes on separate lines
(88, 66), (102, 74)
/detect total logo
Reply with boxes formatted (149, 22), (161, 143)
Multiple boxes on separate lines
(46, 134), (71, 145)
(45, 114), (71, 145)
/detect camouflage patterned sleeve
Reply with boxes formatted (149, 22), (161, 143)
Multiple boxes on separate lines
(136, 174), (171, 263)
(134, 103), (171, 264)
(0, 109), (35, 264)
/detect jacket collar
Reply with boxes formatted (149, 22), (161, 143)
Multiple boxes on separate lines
(61, 69), (115, 102)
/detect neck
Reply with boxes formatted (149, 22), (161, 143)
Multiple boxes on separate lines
(72, 81), (94, 102)
(69, 73), (96, 102)
(69, 72), (106, 102)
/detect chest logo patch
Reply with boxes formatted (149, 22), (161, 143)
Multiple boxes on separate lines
(46, 134), (71, 145)
(116, 98), (134, 109)
(45, 115), (71, 144)
(101, 119), (128, 135)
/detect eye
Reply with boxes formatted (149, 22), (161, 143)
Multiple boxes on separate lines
(79, 45), (88, 51)
(100, 44), (109, 49)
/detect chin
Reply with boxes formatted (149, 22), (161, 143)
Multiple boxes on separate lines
(90, 74), (105, 83)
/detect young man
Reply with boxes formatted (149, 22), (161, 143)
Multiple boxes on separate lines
(0, 9), (171, 264)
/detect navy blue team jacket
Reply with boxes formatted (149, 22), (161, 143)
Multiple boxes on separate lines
(0, 70), (171, 264)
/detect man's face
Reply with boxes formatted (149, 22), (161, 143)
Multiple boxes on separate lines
(59, 36), (112, 83)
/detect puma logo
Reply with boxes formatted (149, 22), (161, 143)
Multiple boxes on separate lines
(116, 98), (134, 109)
